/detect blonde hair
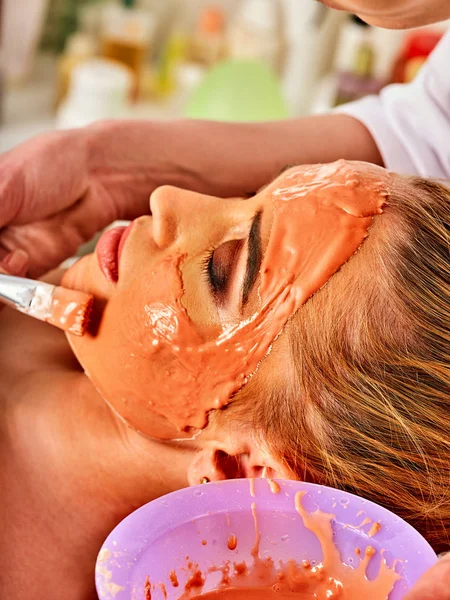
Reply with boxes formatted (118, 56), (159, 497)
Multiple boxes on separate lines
(222, 175), (450, 552)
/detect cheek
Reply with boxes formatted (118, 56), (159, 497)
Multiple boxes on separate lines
(67, 292), (192, 439)
(67, 255), (211, 440)
(68, 290), (286, 440)
(67, 247), (292, 441)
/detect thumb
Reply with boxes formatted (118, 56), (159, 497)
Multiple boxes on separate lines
(404, 553), (450, 600)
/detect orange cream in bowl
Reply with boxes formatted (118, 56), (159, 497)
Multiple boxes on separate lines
(95, 479), (436, 600)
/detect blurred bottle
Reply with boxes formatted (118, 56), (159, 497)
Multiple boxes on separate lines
(56, 58), (133, 129)
(101, 0), (155, 100)
(281, 0), (341, 116)
(333, 15), (381, 106)
(154, 4), (225, 99)
(190, 5), (226, 66)
(78, 2), (104, 40)
(227, 0), (283, 73)
(392, 30), (443, 84)
(154, 16), (189, 98)
(1, 0), (50, 83)
(55, 32), (96, 109)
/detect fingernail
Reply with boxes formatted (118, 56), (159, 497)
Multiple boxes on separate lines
(1, 249), (29, 274)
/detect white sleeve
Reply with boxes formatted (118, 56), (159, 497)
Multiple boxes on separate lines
(336, 29), (450, 180)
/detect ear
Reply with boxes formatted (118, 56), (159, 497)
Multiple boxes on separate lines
(187, 433), (295, 486)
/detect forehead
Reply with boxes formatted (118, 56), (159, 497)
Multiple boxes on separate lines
(257, 161), (389, 310)
(265, 161), (389, 210)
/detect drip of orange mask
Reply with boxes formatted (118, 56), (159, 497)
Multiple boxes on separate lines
(69, 160), (389, 440)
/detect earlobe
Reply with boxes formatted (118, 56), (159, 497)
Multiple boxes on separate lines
(187, 442), (294, 486)
(187, 448), (245, 486)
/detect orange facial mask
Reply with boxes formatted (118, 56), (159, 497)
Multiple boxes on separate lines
(68, 161), (388, 440)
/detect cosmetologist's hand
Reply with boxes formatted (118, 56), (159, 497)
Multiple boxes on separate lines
(0, 114), (381, 279)
(404, 553), (450, 600)
(0, 124), (158, 278)
(0, 249), (29, 311)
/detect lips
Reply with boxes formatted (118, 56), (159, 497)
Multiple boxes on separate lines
(96, 222), (134, 283)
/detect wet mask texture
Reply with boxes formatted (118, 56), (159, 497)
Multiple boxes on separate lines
(68, 161), (388, 439)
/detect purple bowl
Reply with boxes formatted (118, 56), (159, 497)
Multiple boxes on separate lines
(96, 479), (436, 600)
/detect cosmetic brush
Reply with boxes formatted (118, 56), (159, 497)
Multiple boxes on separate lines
(0, 273), (93, 336)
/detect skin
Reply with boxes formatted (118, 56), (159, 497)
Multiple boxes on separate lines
(403, 553), (450, 600)
(319, 0), (450, 28)
(0, 250), (28, 287)
(0, 116), (381, 277)
(0, 2), (447, 595)
(63, 162), (386, 440)
(0, 164), (444, 600)
(0, 301), (194, 600)
(63, 186), (269, 439)
(0, 161), (386, 598)
(0, 253), (290, 600)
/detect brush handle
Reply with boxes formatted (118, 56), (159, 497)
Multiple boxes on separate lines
(0, 273), (53, 311)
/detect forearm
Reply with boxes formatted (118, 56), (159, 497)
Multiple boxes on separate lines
(87, 115), (382, 201)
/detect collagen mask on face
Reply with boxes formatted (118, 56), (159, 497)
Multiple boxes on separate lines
(68, 161), (388, 440)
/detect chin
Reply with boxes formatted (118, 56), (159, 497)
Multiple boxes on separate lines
(357, 11), (443, 29)
(62, 254), (114, 302)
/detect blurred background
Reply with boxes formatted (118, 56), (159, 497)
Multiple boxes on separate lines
(0, 0), (448, 153)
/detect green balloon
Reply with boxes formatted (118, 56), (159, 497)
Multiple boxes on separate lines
(184, 60), (289, 122)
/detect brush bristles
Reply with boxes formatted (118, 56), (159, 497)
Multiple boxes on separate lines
(46, 287), (94, 336)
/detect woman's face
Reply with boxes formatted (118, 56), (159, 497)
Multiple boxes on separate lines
(63, 161), (388, 440)
(320, 0), (450, 28)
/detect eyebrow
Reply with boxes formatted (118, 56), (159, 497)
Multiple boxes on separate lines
(241, 211), (263, 310)
(240, 166), (295, 308)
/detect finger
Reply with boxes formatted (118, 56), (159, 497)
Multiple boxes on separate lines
(0, 186), (119, 278)
(0, 130), (88, 228)
(0, 249), (29, 276)
(0, 250), (29, 312)
(0, 220), (81, 279)
(404, 554), (450, 600)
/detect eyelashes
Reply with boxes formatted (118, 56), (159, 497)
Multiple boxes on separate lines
(200, 239), (244, 299)
(200, 245), (217, 290)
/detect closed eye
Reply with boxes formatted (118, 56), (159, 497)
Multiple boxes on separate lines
(201, 239), (244, 301)
(201, 210), (263, 310)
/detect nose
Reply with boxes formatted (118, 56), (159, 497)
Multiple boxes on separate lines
(149, 185), (226, 250)
(149, 186), (181, 249)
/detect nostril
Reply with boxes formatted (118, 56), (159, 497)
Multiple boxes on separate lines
(150, 186), (179, 249)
